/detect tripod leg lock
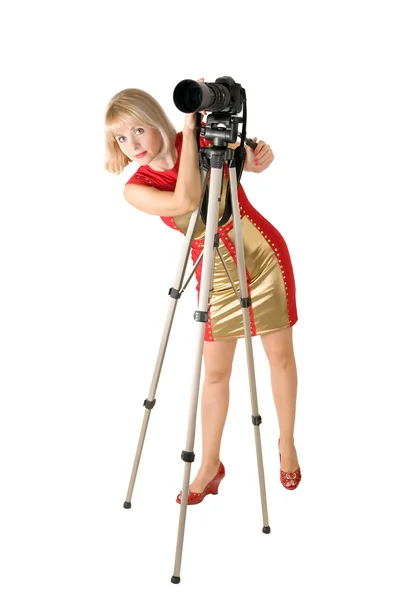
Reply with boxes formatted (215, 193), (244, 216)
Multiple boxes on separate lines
(193, 310), (208, 322)
(211, 155), (224, 169)
(143, 399), (156, 409)
(181, 451), (195, 463)
(169, 287), (182, 299)
(240, 297), (252, 308)
(252, 414), (262, 426)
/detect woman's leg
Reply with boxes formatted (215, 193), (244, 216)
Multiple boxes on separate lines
(260, 326), (300, 472)
(188, 338), (237, 493)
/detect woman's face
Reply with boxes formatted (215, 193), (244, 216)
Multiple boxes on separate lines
(113, 122), (162, 165)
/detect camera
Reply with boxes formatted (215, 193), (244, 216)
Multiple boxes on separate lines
(173, 76), (243, 115)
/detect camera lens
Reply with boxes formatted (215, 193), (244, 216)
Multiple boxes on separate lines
(173, 80), (202, 112)
(173, 80), (231, 113)
(184, 83), (203, 112)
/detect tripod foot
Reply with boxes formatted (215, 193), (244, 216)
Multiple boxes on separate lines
(171, 576), (181, 584)
(262, 526), (271, 534)
(123, 501), (131, 509)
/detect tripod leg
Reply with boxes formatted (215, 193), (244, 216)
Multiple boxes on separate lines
(124, 171), (208, 508)
(228, 165), (271, 534)
(171, 162), (224, 584)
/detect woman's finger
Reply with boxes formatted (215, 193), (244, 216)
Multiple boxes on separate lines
(255, 142), (269, 156)
(256, 148), (273, 162)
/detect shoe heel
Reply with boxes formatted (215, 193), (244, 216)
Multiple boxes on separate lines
(208, 479), (221, 495)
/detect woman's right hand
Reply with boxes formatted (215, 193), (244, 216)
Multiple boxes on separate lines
(183, 78), (207, 133)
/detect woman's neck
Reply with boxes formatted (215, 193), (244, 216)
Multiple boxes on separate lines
(148, 136), (178, 172)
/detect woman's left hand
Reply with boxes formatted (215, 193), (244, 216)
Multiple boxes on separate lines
(245, 137), (274, 173)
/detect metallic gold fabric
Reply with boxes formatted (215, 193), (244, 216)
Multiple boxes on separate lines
(173, 174), (292, 341)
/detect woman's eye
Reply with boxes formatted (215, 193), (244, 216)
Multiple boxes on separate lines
(116, 128), (143, 143)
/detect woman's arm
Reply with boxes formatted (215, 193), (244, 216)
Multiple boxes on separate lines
(123, 119), (202, 217)
(174, 127), (202, 211)
(123, 185), (194, 217)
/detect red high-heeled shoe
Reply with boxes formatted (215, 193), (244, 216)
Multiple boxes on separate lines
(278, 438), (301, 490)
(176, 462), (225, 505)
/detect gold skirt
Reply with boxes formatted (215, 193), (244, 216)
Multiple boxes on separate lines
(162, 180), (298, 342)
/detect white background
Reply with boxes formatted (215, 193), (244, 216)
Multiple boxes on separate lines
(1, 0), (399, 597)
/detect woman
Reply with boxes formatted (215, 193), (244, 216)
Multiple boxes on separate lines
(104, 80), (301, 504)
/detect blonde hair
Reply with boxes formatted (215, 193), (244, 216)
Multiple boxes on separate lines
(104, 88), (177, 174)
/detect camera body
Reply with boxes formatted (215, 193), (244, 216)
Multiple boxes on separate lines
(207, 76), (243, 114)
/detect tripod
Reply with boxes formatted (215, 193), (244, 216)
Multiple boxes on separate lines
(123, 139), (271, 584)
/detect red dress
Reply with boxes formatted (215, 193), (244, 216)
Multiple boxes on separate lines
(126, 131), (298, 342)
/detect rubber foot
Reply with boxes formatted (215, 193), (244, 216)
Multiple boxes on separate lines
(123, 501), (131, 509)
(262, 526), (271, 534)
(171, 576), (180, 584)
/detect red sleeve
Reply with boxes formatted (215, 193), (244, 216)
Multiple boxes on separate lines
(125, 171), (155, 187)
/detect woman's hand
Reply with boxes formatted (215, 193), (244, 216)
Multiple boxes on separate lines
(245, 137), (274, 173)
(183, 78), (207, 133)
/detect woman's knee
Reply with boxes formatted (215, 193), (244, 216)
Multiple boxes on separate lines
(260, 328), (295, 367)
(204, 366), (232, 385)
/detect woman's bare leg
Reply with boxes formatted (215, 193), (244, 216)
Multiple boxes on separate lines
(260, 327), (300, 472)
(188, 338), (237, 493)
